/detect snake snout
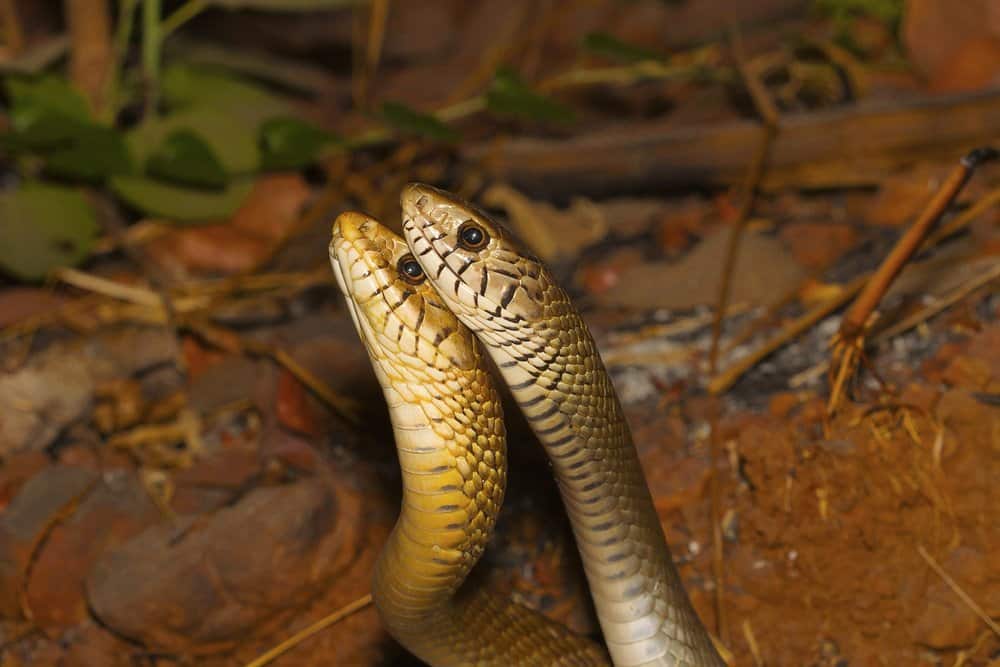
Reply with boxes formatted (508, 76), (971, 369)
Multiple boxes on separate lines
(332, 211), (377, 243)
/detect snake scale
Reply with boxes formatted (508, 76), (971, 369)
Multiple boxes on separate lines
(330, 184), (724, 666)
(330, 212), (609, 666)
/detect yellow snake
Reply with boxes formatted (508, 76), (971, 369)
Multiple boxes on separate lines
(399, 184), (724, 667)
(329, 212), (609, 666)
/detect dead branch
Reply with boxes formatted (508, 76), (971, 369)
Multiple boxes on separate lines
(463, 90), (1000, 197)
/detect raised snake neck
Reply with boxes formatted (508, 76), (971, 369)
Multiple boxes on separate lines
(329, 212), (609, 666)
(401, 184), (725, 667)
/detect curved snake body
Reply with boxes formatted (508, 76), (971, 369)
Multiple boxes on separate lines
(400, 184), (724, 667)
(329, 212), (609, 666)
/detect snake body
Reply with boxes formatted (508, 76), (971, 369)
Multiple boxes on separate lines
(329, 212), (609, 666)
(400, 184), (724, 667)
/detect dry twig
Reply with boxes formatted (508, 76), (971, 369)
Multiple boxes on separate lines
(709, 274), (868, 394)
(709, 27), (780, 373)
(244, 594), (374, 667)
(828, 147), (998, 415)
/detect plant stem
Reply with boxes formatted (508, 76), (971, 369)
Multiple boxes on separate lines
(141, 0), (161, 117)
(161, 0), (208, 39)
(103, 0), (137, 122)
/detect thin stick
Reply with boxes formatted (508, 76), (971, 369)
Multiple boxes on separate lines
(873, 260), (1000, 341)
(828, 147), (998, 415)
(190, 322), (363, 426)
(917, 546), (1000, 638)
(788, 259), (1000, 388)
(708, 274), (868, 394)
(838, 147), (998, 341)
(55, 267), (163, 307)
(244, 594), (374, 667)
(708, 27), (779, 373)
(742, 618), (764, 667)
(160, 0), (207, 38)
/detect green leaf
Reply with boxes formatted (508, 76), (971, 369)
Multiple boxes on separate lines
(259, 116), (338, 170)
(130, 66), (299, 176)
(44, 124), (134, 183)
(146, 129), (228, 189)
(4, 75), (94, 150)
(486, 68), (575, 123)
(2, 107), (88, 150)
(5, 75), (91, 130)
(582, 32), (663, 63)
(110, 175), (254, 222)
(380, 102), (459, 142)
(0, 183), (99, 281)
(127, 106), (264, 175)
(161, 64), (292, 113)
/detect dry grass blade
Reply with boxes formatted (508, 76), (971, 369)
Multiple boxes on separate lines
(742, 618), (764, 667)
(917, 545), (1000, 638)
(244, 594), (374, 667)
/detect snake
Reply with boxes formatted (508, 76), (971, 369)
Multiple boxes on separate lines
(329, 211), (610, 666)
(399, 184), (725, 667)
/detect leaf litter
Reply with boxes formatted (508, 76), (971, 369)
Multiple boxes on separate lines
(0, 2), (999, 666)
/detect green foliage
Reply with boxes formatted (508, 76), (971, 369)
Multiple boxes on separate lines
(44, 124), (134, 182)
(110, 175), (255, 222)
(4, 75), (134, 182)
(0, 1), (369, 283)
(380, 102), (460, 142)
(146, 129), (228, 189)
(486, 68), (575, 123)
(0, 183), (99, 281)
(259, 116), (339, 170)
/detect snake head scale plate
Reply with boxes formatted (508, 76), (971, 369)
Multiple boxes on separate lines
(400, 183), (548, 324)
(329, 211), (477, 374)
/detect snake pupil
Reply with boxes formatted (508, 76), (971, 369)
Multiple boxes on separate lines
(397, 254), (425, 284)
(458, 222), (489, 250)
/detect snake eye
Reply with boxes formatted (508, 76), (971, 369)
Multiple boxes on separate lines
(457, 221), (489, 251)
(397, 254), (425, 284)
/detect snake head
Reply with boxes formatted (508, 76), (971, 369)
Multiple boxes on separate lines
(400, 183), (549, 326)
(330, 211), (477, 372)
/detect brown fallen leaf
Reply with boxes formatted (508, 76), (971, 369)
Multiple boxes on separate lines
(779, 221), (858, 270)
(0, 288), (66, 329)
(903, 0), (1000, 83)
(928, 36), (1000, 94)
(597, 226), (805, 311)
(143, 174), (312, 277)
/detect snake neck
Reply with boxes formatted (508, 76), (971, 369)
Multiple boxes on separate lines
(368, 355), (609, 667)
(370, 362), (506, 625)
(472, 292), (724, 667)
